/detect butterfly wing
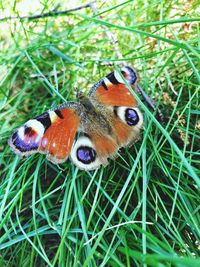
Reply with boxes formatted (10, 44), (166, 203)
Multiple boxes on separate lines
(69, 127), (119, 170)
(69, 133), (117, 170)
(89, 66), (143, 147)
(9, 102), (81, 164)
(89, 66), (138, 106)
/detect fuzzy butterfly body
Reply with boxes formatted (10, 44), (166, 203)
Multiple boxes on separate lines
(9, 66), (143, 170)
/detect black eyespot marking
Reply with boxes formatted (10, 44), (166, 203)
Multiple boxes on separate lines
(101, 80), (108, 90)
(11, 131), (39, 152)
(125, 108), (139, 126)
(24, 126), (33, 136)
(76, 146), (96, 164)
(74, 132), (91, 142)
(81, 132), (91, 138)
(34, 112), (51, 131)
(106, 72), (119, 84)
(54, 109), (64, 119)
(113, 106), (118, 117)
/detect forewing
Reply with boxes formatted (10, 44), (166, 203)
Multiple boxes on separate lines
(89, 66), (138, 107)
(9, 103), (81, 164)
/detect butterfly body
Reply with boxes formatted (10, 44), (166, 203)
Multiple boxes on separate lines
(9, 66), (143, 170)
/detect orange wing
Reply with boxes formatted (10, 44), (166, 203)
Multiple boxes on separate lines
(89, 66), (138, 107)
(9, 103), (81, 164)
(89, 66), (143, 148)
(39, 108), (80, 163)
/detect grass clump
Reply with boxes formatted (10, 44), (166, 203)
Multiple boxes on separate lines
(0, 0), (199, 266)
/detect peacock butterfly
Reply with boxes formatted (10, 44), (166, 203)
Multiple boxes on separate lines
(9, 66), (143, 170)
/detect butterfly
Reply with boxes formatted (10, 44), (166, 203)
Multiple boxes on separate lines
(9, 66), (143, 170)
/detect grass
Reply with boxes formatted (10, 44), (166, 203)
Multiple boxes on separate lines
(0, 0), (200, 266)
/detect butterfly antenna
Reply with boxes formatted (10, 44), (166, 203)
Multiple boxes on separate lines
(137, 85), (164, 122)
(75, 87), (78, 97)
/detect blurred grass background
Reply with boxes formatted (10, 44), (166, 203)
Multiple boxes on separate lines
(0, 0), (200, 266)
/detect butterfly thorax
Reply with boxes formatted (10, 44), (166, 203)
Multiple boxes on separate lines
(78, 94), (95, 112)
(78, 94), (113, 136)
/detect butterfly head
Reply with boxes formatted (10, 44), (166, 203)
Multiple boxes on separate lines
(76, 89), (84, 99)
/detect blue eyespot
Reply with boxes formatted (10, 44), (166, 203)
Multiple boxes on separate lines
(122, 66), (137, 84)
(12, 131), (39, 152)
(125, 108), (139, 126)
(77, 146), (96, 164)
